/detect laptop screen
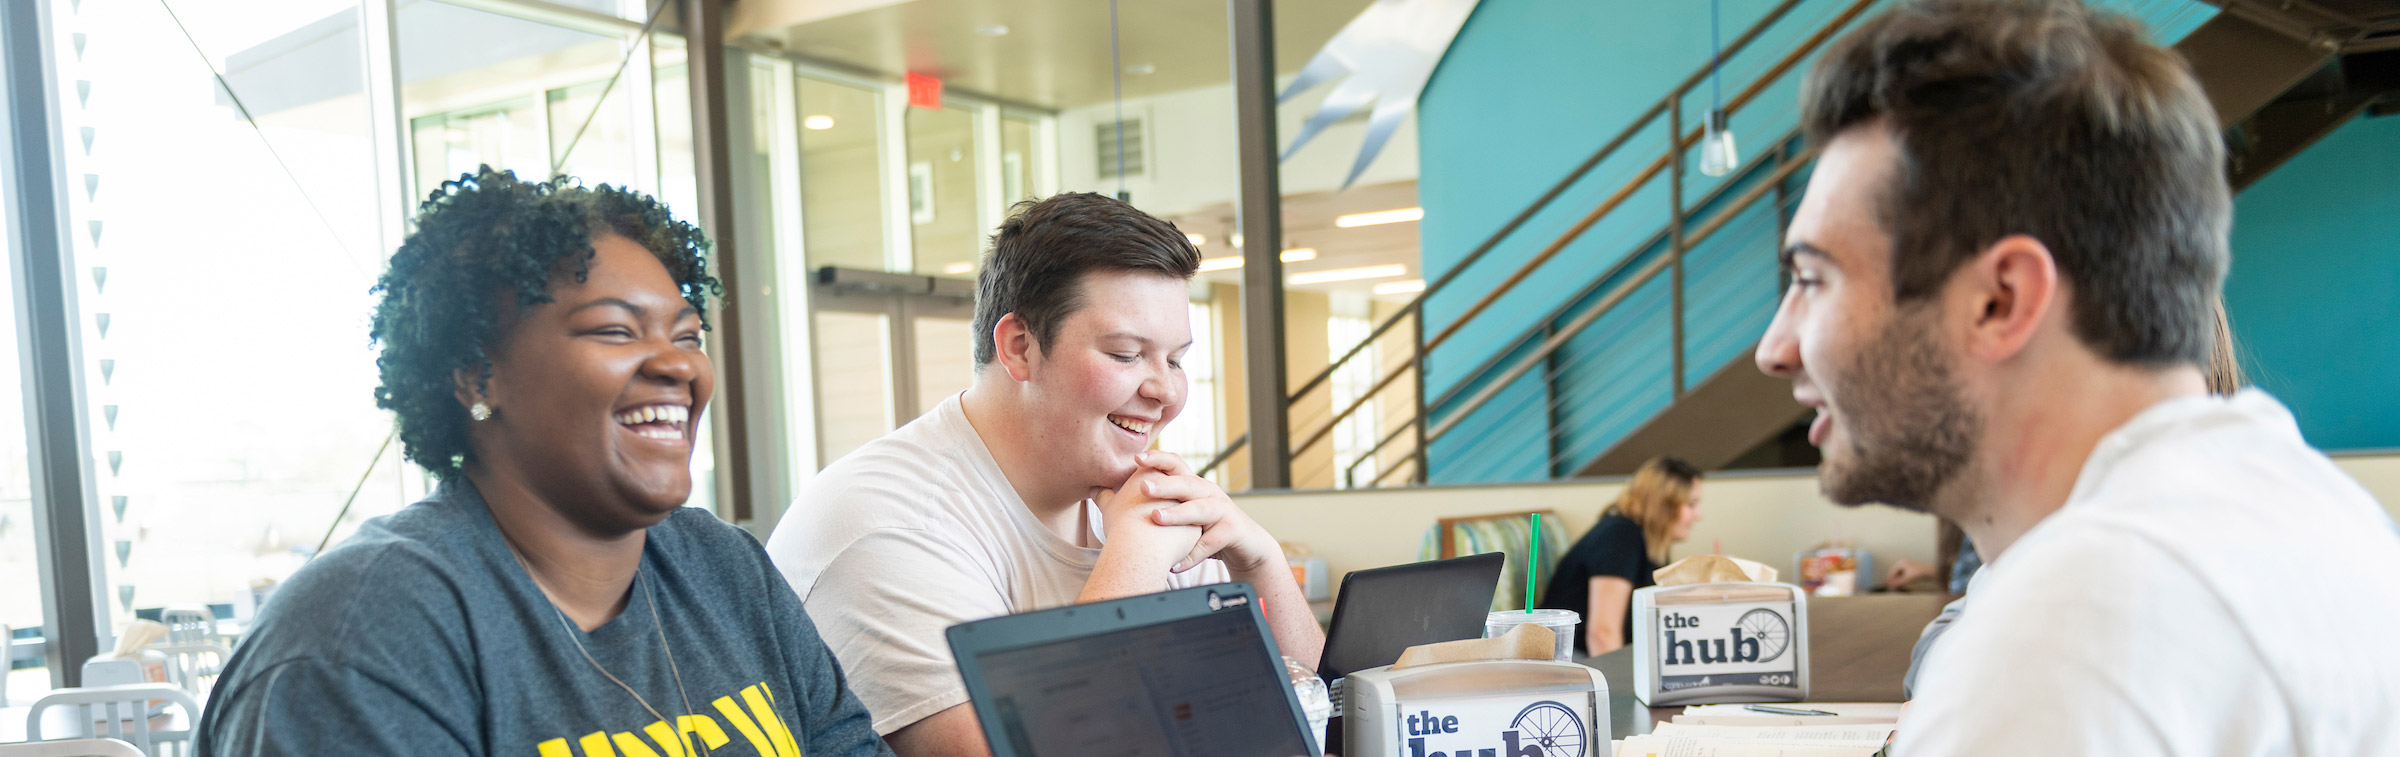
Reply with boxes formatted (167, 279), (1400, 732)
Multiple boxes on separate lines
(972, 606), (1312, 757)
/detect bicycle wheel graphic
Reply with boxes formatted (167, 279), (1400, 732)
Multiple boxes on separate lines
(1737, 608), (1791, 663)
(1509, 700), (1586, 757)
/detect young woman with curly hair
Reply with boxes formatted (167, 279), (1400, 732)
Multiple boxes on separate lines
(197, 168), (890, 757)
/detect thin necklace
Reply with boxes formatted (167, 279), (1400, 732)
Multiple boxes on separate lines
(512, 546), (712, 757)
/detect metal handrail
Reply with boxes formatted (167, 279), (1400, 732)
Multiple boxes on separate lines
(1337, 134), (1806, 487)
(1282, 0), (1813, 408)
(1424, 136), (1798, 415)
(1424, 145), (1817, 445)
(1280, 0), (1880, 466)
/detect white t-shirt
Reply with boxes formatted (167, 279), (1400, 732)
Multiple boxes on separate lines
(1899, 390), (2400, 755)
(765, 394), (1229, 735)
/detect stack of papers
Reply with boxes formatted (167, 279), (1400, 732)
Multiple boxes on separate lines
(1611, 703), (1901, 756)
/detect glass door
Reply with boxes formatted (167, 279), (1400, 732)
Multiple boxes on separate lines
(808, 275), (975, 468)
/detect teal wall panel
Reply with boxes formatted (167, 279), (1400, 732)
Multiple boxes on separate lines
(2224, 114), (2400, 451)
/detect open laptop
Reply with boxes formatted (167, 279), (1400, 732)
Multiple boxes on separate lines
(948, 583), (1318, 757)
(1316, 552), (1506, 755)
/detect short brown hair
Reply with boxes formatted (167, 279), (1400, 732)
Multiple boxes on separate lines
(973, 193), (1202, 366)
(1801, 0), (2229, 367)
(1608, 457), (1702, 563)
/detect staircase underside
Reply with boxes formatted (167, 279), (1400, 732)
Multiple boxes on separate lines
(1569, 3), (2400, 479)
(1576, 356), (1809, 477)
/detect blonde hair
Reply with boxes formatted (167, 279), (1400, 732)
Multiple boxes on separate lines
(1605, 457), (1701, 563)
(2206, 298), (2244, 396)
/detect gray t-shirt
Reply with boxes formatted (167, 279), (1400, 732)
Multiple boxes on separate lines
(197, 479), (890, 757)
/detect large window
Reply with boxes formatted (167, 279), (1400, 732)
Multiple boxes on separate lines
(1329, 314), (1379, 488)
(56, 0), (410, 649)
(1159, 301), (1223, 483)
(0, 154), (40, 704)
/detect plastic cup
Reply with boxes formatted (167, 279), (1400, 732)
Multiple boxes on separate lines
(1485, 609), (1580, 661)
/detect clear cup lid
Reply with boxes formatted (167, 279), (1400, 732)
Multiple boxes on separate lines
(1486, 608), (1580, 626)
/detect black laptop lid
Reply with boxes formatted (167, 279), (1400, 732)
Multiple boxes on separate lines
(1317, 552), (1507, 682)
(947, 583), (1316, 757)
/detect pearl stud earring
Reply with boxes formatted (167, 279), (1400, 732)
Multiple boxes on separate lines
(470, 402), (493, 422)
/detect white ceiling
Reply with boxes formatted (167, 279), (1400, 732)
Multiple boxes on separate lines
(731, 0), (1376, 109)
(1170, 179), (1424, 302)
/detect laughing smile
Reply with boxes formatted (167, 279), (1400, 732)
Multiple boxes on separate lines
(616, 403), (690, 440)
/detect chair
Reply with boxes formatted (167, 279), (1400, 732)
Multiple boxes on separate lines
(1419, 509), (1571, 612)
(155, 608), (216, 648)
(145, 643), (230, 698)
(0, 739), (147, 757)
(25, 684), (200, 757)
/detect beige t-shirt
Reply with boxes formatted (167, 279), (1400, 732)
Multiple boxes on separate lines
(765, 394), (1229, 736)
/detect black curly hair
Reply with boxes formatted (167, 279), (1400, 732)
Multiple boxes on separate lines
(370, 166), (720, 479)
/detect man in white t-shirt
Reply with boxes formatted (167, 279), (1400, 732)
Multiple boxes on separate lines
(767, 192), (1323, 756)
(1754, 1), (2400, 753)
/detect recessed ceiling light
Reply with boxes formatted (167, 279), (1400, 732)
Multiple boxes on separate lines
(1372, 279), (1427, 295)
(1193, 248), (1317, 271)
(943, 262), (974, 275)
(1334, 207), (1424, 228)
(803, 115), (835, 130)
(1186, 233), (1206, 246)
(1126, 63), (1157, 75)
(1290, 264), (1407, 285)
(976, 24), (1010, 36)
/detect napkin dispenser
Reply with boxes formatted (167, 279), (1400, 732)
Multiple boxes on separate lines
(1343, 659), (1608, 757)
(1631, 581), (1809, 705)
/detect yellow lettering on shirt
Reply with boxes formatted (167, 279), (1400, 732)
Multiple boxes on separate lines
(742, 684), (802, 757)
(577, 731), (618, 757)
(713, 693), (778, 756)
(609, 732), (664, 757)
(535, 681), (798, 756)
(676, 715), (732, 750)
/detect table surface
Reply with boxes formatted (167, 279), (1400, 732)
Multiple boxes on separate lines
(6, 595), (1951, 749)
(1583, 593), (1951, 738)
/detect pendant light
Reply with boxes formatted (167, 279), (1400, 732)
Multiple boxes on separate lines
(1699, 0), (1739, 177)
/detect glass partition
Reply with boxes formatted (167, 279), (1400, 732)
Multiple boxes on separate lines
(797, 76), (889, 272)
(905, 105), (981, 277)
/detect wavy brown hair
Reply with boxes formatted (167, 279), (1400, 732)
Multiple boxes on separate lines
(1607, 457), (1702, 563)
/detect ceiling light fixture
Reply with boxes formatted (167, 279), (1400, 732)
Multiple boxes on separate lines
(1334, 207), (1424, 228)
(943, 262), (975, 275)
(1194, 248), (1318, 272)
(1186, 233), (1206, 246)
(976, 24), (1010, 36)
(1290, 264), (1406, 285)
(803, 115), (835, 130)
(1372, 279), (1427, 295)
(1126, 63), (1157, 75)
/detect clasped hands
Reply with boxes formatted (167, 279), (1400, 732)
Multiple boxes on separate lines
(1093, 450), (1280, 576)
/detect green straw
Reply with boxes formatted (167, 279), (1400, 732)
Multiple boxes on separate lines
(1526, 512), (1541, 612)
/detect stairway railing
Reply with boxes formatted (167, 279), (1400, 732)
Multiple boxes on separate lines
(1200, 0), (1881, 487)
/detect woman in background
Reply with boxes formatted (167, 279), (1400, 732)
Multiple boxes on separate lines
(1541, 456), (1703, 655)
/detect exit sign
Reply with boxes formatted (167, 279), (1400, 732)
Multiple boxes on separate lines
(906, 72), (942, 109)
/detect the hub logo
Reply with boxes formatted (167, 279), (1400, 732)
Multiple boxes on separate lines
(1660, 608), (1790, 665)
(1403, 700), (1586, 757)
